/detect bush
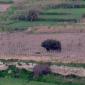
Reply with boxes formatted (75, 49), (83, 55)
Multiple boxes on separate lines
(8, 65), (21, 78)
(33, 64), (51, 78)
(41, 39), (61, 52)
(0, 70), (7, 78)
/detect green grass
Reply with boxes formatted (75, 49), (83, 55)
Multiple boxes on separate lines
(43, 8), (85, 19)
(0, 65), (85, 85)
(45, 8), (85, 14)
(0, 74), (85, 85)
(0, 77), (57, 85)
(0, 1), (85, 32)
(38, 74), (85, 85)
(28, 81), (57, 85)
(0, 77), (27, 85)
(6, 8), (85, 31)
(40, 15), (79, 19)
(0, 0), (13, 4)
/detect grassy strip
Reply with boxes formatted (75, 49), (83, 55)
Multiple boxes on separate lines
(0, 59), (85, 68)
(1, 57), (85, 85)
(0, 0), (13, 4)
(0, 68), (85, 85)
(51, 63), (85, 68)
(0, 0), (85, 32)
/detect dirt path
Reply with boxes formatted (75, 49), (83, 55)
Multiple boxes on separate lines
(0, 55), (85, 63)
(51, 65), (85, 77)
(0, 4), (11, 12)
(32, 24), (85, 33)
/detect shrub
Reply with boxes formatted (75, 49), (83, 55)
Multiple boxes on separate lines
(8, 65), (20, 78)
(33, 64), (51, 78)
(41, 39), (61, 52)
(0, 70), (7, 78)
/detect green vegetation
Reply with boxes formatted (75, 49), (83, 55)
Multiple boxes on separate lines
(0, 0), (85, 32)
(0, 77), (27, 85)
(0, 0), (13, 3)
(0, 71), (85, 85)
(0, 63), (85, 85)
(0, 0), (85, 84)
(0, 77), (57, 85)
(42, 8), (85, 20)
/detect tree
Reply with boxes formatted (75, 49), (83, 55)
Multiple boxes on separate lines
(33, 64), (51, 78)
(41, 39), (61, 52)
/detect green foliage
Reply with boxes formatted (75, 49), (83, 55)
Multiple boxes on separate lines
(0, 0), (85, 32)
(0, 77), (27, 85)
(0, 72), (85, 85)
(8, 65), (32, 79)
(0, 70), (8, 77)
(0, 0), (13, 3)
(0, 65), (85, 85)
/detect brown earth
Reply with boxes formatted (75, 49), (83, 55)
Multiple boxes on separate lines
(0, 4), (11, 12)
(0, 32), (85, 63)
(32, 24), (85, 33)
(51, 65), (85, 77)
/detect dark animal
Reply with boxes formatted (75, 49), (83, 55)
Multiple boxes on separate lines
(41, 39), (61, 52)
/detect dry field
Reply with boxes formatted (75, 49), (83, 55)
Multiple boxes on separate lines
(32, 24), (85, 33)
(0, 32), (85, 63)
(0, 4), (11, 12)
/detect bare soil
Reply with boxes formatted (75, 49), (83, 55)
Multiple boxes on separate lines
(0, 4), (11, 12)
(33, 25), (85, 33)
(51, 65), (85, 77)
(0, 32), (85, 63)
